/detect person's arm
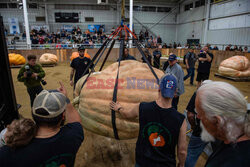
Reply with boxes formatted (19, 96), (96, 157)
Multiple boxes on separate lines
(185, 57), (189, 69)
(110, 101), (139, 119)
(70, 68), (75, 86)
(187, 111), (196, 129)
(57, 82), (81, 123)
(37, 65), (45, 78)
(198, 52), (212, 62)
(17, 66), (26, 82)
(205, 53), (212, 62)
(177, 120), (187, 167)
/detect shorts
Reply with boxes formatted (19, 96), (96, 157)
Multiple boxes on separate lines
(196, 72), (209, 82)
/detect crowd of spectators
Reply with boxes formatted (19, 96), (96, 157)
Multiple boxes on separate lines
(6, 26), (249, 52)
(225, 44), (248, 52)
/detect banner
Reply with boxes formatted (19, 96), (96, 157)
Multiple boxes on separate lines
(61, 25), (73, 32)
(8, 18), (20, 34)
(88, 25), (105, 33)
(31, 25), (49, 32)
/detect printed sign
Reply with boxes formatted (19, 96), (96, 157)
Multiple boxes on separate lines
(8, 18), (20, 34)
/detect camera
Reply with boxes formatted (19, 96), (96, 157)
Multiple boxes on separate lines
(24, 65), (33, 78)
(25, 65), (47, 85)
(40, 79), (47, 85)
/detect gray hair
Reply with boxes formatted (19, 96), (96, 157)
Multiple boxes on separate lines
(197, 81), (249, 142)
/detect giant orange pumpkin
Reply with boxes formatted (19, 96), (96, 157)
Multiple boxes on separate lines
(8, 53), (26, 65)
(39, 53), (58, 65)
(70, 51), (91, 61)
(73, 60), (164, 139)
(218, 56), (250, 77)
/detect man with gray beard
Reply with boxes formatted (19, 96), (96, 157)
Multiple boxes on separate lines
(195, 82), (250, 167)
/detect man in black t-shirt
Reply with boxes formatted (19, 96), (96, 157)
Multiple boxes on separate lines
(70, 46), (92, 89)
(196, 46), (213, 87)
(196, 81), (250, 167)
(0, 83), (84, 167)
(110, 74), (187, 167)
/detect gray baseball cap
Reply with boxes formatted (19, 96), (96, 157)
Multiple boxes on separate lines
(32, 90), (67, 118)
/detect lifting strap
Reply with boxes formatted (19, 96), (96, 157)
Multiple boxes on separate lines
(99, 39), (116, 71)
(111, 39), (124, 140)
(79, 39), (111, 90)
(135, 40), (160, 84)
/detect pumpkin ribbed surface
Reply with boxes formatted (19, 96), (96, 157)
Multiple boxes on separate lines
(8, 53), (26, 65)
(218, 56), (250, 77)
(39, 53), (58, 65)
(74, 60), (164, 139)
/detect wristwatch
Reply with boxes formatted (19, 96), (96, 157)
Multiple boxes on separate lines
(66, 97), (70, 104)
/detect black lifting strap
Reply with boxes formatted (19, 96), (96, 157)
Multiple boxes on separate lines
(79, 39), (111, 90)
(111, 39), (124, 140)
(135, 40), (160, 84)
(99, 39), (116, 71)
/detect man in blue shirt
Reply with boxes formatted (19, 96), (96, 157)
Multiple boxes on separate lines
(165, 54), (185, 110)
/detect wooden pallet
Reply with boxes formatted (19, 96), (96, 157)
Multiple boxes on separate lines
(214, 73), (250, 82)
(10, 65), (23, 68)
(41, 64), (56, 67)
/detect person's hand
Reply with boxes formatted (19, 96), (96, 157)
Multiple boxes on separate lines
(70, 80), (74, 87)
(31, 73), (38, 78)
(186, 65), (189, 69)
(177, 163), (184, 167)
(57, 81), (68, 97)
(110, 101), (122, 112)
(23, 72), (27, 78)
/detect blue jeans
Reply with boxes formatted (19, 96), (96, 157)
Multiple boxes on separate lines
(184, 67), (195, 84)
(27, 85), (43, 107)
(185, 135), (208, 167)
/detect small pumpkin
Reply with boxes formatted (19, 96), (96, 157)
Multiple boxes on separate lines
(74, 60), (164, 139)
(70, 51), (91, 61)
(39, 53), (58, 65)
(8, 53), (26, 65)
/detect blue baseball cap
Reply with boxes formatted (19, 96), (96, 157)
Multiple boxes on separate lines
(168, 54), (177, 61)
(159, 74), (177, 98)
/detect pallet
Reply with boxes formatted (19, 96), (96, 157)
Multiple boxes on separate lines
(214, 73), (250, 82)
(41, 64), (56, 67)
(10, 65), (23, 68)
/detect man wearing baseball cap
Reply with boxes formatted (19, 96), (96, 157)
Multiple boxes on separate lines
(70, 46), (92, 89)
(0, 82), (84, 167)
(165, 53), (185, 110)
(110, 73), (187, 167)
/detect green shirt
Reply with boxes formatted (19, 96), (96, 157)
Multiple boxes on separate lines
(17, 63), (45, 88)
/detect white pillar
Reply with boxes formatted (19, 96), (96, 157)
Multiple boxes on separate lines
(129, 0), (133, 48)
(23, 0), (31, 49)
(203, 0), (210, 45)
(45, 3), (48, 25)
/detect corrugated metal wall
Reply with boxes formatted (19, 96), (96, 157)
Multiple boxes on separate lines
(176, 0), (250, 46)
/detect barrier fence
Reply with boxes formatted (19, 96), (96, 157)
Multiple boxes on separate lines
(8, 48), (250, 68)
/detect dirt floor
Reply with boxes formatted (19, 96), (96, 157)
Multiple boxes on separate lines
(11, 61), (250, 167)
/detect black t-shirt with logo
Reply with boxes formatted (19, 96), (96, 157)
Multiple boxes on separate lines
(197, 52), (213, 73)
(205, 140), (250, 167)
(70, 57), (91, 84)
(136, 101), (185, 167)
(0, 122), (84, 167)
